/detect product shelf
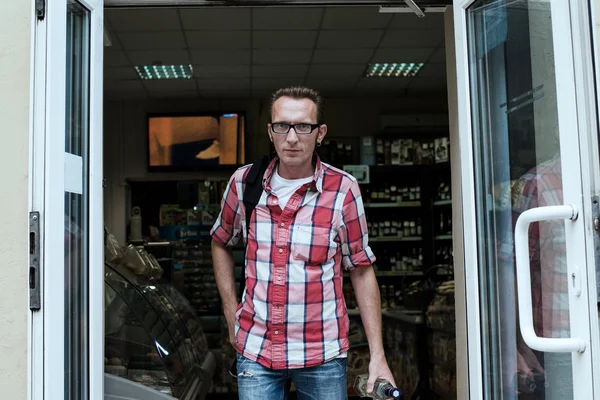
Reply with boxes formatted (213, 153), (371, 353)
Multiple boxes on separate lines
(435, 235), (453, 240)
(370, 236), (422, 243)
(364, 201), (421, 208)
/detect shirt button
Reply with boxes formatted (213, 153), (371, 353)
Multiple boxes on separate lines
(280, 222), (285, 227)
(277, 276), (282, 281)
(279, 248), (283, 253)
(275, 330), (279, 335)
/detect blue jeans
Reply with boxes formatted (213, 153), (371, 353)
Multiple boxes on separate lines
(235, 353), (348, 400)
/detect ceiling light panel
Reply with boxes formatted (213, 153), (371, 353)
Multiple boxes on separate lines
(180, 8), (251, 30)
(186, 31), (250, 50)
(365, 63), (424, 78)
(119, 31), (186, 51)
(135, 65), (194, 80)
(190, 50), (250, 65)
(253, 65), (308, 78)
(317, 30), (384, 49)
(253, 31), (317, 49)
(312, 49), (373, 64)
(253, 49), (312, 65)
(252, 7), (322, 30)
(105, 9), (181, 32)
(322, 7), (392, 29)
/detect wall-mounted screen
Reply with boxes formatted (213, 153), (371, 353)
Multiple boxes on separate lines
(148, 113), (245, 171)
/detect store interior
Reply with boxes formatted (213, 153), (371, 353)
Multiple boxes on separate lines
(101, 4), (456, 399)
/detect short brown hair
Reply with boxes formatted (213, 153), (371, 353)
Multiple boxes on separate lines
(269, 86), (324, 123)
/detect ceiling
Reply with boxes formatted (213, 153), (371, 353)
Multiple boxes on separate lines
(104, 6), (448, 100)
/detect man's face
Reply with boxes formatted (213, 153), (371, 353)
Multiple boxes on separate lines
(268, 96), (327, 171)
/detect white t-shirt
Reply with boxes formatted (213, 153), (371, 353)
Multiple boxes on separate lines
(270, 168), (313, 209)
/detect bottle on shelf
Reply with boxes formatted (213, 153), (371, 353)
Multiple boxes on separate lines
(337, 142), (345, 165)
(390, 185), (398, 202)
(345, 144), (353, 165)
(354, 374), (401, 399)
(380, 285), (388, 308)
(376, 139), (385, 165)
(384, 140), (392, 165)
(437, 180), (451, 201)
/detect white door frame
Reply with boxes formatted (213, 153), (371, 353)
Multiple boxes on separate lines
(570, 0), (600, 396)
(30, 0), (600, 398)
(452, 1), (483, 397)
(30, 0), (104, 398)
(453, 0), (600, 398)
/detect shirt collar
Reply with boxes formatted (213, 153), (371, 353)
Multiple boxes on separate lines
(263, 154), (324, 194)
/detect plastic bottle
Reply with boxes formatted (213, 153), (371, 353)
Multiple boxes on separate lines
(354, 374), (401, 399)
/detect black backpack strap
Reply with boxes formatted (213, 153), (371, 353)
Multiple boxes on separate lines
(238, 155), (270, 298)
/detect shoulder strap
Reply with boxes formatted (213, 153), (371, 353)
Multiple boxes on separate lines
(238, 155), (269, 298)
(243, 155), (270, 236)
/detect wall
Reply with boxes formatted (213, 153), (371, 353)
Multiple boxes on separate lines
(104, 95), (449, 242)
(0, 1), (31, 398)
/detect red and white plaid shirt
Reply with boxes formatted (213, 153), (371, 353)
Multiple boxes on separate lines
(211, 156), (375, 369)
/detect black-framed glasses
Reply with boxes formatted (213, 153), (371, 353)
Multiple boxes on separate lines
(270, 122), (321, 135)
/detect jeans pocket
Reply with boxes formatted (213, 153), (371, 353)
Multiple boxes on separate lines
(332, 357), (348, 372)
(236, 353), (248, 369)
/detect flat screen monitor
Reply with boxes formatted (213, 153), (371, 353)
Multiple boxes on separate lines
(147, 113), (245, 171)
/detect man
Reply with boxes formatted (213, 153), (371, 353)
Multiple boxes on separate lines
(211, 86), (395, 399)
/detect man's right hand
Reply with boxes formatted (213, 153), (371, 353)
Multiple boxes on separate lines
(224, 305), (237, 348)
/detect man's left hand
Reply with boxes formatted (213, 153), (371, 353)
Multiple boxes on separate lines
(366, 355), (397, 393)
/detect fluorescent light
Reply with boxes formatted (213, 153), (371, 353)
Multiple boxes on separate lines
(134, 64), (193, 80)
(365, 63), (425, 78)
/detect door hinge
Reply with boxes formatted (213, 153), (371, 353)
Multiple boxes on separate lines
(592, 197), (600, 303)
(29, 212), (41, 311)
(35, 0), (45, 21)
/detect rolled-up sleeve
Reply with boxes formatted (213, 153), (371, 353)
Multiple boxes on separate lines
(339, 180), (376, 271)
(211, 173), (242, 246)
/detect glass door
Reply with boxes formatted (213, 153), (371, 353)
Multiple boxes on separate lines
(453, 0), (600, 399)
(30, 0), (103, 398)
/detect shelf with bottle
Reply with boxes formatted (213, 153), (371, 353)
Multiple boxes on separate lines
(435, 235), (453, 240)
(371, 236), (422, 243)
(318, 138), (358, 168)
(434, 208), (452, 239)
(434, 179), (452, 205)
(368, 214), (423, 240)
(344, 270), (423, 278)
(372, 136), (450, 166)
(365, 201), (421, 208)
(363, 183), (421, 205)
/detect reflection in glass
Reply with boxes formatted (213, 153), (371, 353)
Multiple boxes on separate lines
(64, 1), (90, 399)
(468, 0), (571, 399)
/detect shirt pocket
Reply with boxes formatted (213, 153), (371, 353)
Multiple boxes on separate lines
(291, 225), (332, 265)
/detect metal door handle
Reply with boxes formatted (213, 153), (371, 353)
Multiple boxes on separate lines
(514, 205), (586, 353)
